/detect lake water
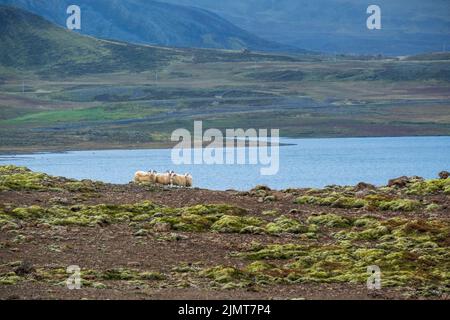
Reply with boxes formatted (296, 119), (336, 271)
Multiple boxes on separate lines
(1, 136), (449, 191)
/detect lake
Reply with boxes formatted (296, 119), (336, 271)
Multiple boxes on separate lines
(1, 136), (449, 191)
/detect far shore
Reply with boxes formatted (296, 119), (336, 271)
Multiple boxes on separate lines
(1, 134), (449, 156)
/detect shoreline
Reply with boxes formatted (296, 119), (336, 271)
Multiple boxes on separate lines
(0, 134), (449, 156)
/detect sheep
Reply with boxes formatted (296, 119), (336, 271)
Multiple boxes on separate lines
(185, 173), (193, 187)
(171, 173), (193, 188)
(134, 170), (156, 183)
(155, 171), (172, 185)
(171, 173), (186, 187)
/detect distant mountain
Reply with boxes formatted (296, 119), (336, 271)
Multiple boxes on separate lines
(0, 5), (187, 76)
(0, 0), (301, 53)
(0, 6), (305, 77)
(163, 0), (450, 56)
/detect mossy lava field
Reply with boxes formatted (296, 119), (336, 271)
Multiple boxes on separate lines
(0, 165), (449, 300)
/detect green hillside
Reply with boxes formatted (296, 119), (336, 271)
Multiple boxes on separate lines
(0, 5), (185, 76)
(0, 0), (298, 52)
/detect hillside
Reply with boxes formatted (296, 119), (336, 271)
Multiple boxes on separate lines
(0, 5), (187, 76)
(0, 0), (299, 52)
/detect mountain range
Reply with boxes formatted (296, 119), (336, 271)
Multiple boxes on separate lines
(0, 0), (300, 53)
(164, 0), (450, 55)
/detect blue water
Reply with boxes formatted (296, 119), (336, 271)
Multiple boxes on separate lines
(0, 136), (449, 191)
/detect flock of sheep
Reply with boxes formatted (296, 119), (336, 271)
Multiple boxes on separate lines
(134, 170), (193, 187)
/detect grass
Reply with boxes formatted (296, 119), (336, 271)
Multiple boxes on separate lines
(2, 103), (163, 125)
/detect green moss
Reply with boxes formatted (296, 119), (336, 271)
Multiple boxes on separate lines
(0, 272), (23, 285)
(11, 205), (45, 219)
(295, 195), (365, 209)
(0, 165), (105, 193)
(183, 204), (247, 216)
(98, 268), (164, 281)
(425, 203), (441, 212)
(200, 266), (251, 289)
(211, 215), (264, 233)
(150, 214), (213, 232)
(148, 204), (249, 232)
(331, 197), (366, 209)
(235, 244), (306, 260)
(353, 216), (380, 228)
(295, 195), (334, 206)
(201, 266), (242, 283)
(244, 261), (275, 273)
(64, 181), (102, 193)
(231, 215), (449, 291)
(0, 170), (51, 191)
(265, 216), (307, 234)
(406, 178), (450, 195)
(375, 199), (420, 211)
(262, 210), (278, 216)
(307, 214), (351, 228)
(92, 282), (107, 289)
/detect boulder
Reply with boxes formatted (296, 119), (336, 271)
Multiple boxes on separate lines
(438, 171), (449, 179)
(355, 182), (376, 191)
(153, 222), (171, 232)
(387, 176), (423, 188)
(13, 261), (35, 276)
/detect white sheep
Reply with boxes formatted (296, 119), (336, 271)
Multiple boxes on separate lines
(171, 172), (193, 188)
(134, 170), (156, 183)
(155, 171), (172, 185)
(185, 173), (193, 187)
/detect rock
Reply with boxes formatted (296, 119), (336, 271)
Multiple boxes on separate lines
(50, 197), (69, 205)
(171, 233), (188, 241)
(388, 176), (424, 187)
(134, 229), (148, 237)
(355, 182), (376, 191)
(288, 209), (299, 214)
(14, 261), (35, 276)
(153, 222), (171, 232)
(254, 185), (271, 192)
(264, 195), (276, 202)
(387, 176), (410, 188)
(438, 171), (449, 179)
(93, 282), (107, 289)
(355, 190), (370, 199)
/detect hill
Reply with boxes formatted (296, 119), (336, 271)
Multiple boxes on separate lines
(0, 5), (186, 76)
(0, 0), (299, 52)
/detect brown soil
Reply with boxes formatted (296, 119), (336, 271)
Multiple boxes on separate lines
(0, 183), (448, 300)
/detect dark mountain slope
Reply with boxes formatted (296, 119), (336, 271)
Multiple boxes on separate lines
(0, 0), (301, 52)
(0, 5), (186, 76)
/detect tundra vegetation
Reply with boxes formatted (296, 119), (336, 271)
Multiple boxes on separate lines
(0, 165), (448, 299)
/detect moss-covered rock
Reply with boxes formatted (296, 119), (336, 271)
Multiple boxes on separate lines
(211, 215), (264, 233)
(0, 272), (23, 285)
(306, 214), (351, 228)
(265, 216), (307, 234)
(375, 199), (420, 211)
(406, 178), (450, 195)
